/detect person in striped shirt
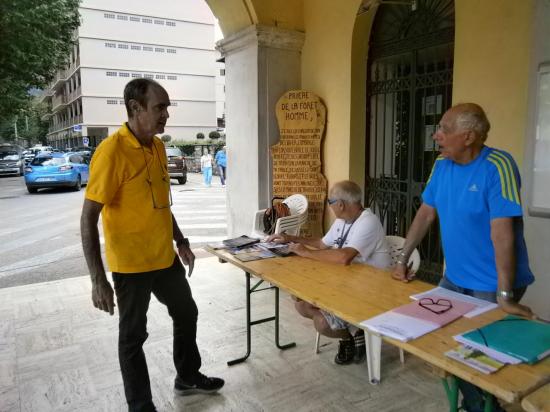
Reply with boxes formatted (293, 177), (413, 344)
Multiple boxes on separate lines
(393, 103), (536, 412)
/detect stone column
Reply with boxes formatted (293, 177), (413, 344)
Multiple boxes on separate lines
(217, 25), (305, 236)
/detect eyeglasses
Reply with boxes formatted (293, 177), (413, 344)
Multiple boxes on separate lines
(141, 144), (173, 209)
(418, 298), (453, 315)
(327, 198), (340, 205)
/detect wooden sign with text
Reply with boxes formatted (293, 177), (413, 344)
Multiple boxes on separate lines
(273, 90), (327, 238)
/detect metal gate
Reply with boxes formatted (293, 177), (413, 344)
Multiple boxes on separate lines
(365, 0), (455, 282)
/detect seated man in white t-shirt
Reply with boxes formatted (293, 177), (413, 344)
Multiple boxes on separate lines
(267, 180), (391, 365)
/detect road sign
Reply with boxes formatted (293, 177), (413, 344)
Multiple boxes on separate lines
(82, 137), (89, 147)
(73, 124), (82, 132)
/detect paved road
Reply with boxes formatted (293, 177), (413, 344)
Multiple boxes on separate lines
(0, 172), (227, 288)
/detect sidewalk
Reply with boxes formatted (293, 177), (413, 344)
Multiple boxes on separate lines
(0, 254), (448, 412)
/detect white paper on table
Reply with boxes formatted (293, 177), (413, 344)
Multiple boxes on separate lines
(454, 334), (522, 364)
(410, 287), (498, 318)
(360, 312), (439, 342)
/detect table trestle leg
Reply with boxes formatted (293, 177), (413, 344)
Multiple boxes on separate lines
(227, 272), (296, 366)
(441, 375), (459, 412)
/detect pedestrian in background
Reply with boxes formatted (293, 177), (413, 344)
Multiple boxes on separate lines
(215, 145), (227, 186)
(200, 148), (213, 187)
(80, 78), (224, 412)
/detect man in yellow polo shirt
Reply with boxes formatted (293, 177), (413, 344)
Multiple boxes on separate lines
(80, 78), (223, 412)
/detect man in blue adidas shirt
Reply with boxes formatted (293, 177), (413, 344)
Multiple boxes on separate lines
(393, 103), (536, 412)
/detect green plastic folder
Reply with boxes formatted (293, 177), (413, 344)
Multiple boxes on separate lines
(460, 315), (550, 364)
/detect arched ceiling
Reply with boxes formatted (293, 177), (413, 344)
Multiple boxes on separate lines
(205, 0), (304, 38)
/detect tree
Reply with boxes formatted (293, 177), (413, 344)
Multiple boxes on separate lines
(161, 134), (172, 143)
(0, 0), (80, 122)
(209, 131), (221, 139)
(196, 132), (205, 139)
(0, 98), (49, 144)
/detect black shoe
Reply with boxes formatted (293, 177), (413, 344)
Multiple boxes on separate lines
(334, 336), (355, 365)
(354, 329), (366, 363)
(174, 372), (225, 396)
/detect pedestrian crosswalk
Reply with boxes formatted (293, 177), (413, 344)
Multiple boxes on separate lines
(171, 175), (228, 246)
(0, 173), (228, 288)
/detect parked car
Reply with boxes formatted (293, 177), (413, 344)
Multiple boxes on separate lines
(0, 144), (24, 176)
(165, 146), (187, 184)
(24, 152), (89, 193)
(72, 146), (96, 162)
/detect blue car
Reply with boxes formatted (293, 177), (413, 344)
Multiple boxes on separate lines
(25, 152), (89, 194)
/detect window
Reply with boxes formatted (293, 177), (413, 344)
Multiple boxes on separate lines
(106, 71), (117, 77)
(117, 15), (128, 21)
(107, 100), (118, 105)
(155, 74), (165, 79)
(167, 75), (177, 80)
(132, 73), (142, 78)
(104, 13), (115, 19)
(220, 69), (225, 76)
(144, 74), (154, 79)
(170, 102), (178, 106)
(166, 21), (176, 27)
(155, 47), (165, 53)
(143, 46), (153, 52)
(529, 63), (550, 217)
(131, 45), (141, 50)
(130, 16), (140, 22)
(118, 44), (128, 49)
(105, 42), (116, 48)
(154, 19), (164, 25)
(167, 48), (177, 54)
(142, 18), (152, 23)
(119, 72), (129, 77)
(119, 100), (125, 105)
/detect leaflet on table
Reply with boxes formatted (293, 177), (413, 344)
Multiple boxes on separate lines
(361, 296), (476, 342)
(445, 345), (506, 374)
(229, 243), (293, 261)
(221, 235), (261, 248)
(410, 287), (498, 318)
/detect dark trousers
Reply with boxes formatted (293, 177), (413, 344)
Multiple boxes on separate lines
(218, 165), (226, 185)
(439, 276), (526, 412)
(113, 256), (201, 412)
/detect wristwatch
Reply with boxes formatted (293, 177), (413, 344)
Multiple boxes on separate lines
(496, 290), (513, 300)
(176, 238), (190, 249)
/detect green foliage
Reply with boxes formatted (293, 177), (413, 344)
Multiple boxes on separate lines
(209, 131), (221, 139)
(161, 134), (172, 143)
(179, 144), (195, 156)
(0, 0), (80, 121)
(196, 132), (205, 139)
(0, 99), (49, 144)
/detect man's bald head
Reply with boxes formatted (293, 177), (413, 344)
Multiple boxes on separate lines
(451, 103), (491, 142)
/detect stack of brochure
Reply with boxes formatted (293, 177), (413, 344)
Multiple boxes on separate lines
(361, 296), (476, 342)
(445, 345), (506, 374)
(453, 315), (550, 365)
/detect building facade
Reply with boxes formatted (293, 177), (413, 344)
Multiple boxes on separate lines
(42, 0), (221, 148)
(205, 0), (550, 318)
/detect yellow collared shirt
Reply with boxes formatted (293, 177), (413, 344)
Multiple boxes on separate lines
(85, 123), (175, 273)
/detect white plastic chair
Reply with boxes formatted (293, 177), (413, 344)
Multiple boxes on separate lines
(386, 235), (421, 274)
(251, 194), (308, 238)
(314, 235), (421, 379)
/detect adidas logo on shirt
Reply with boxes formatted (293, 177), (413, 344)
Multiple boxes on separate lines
(468, 184), (479, 192)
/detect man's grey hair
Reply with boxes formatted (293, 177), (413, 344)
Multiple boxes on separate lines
(123, 78), (165, 118)
(329, 180), (363, 205)
(454, 103), (491, 142)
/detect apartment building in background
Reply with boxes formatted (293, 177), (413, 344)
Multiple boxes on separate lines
(42, 0), (222, 148)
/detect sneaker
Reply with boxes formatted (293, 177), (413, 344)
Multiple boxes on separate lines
(174, 372), (225, 396)
(334, 336), (355, 365)
(354, 329), (366, 363)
